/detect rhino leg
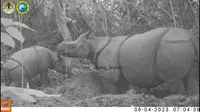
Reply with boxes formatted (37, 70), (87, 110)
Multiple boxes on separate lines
(66, 66), (72, 78)
(184, 67), (199, 95)
(26, 82), (30, 89)
(8, 66), (30, 87)
(101, 74), (129, 94)
(101, 77), (119, 94)
(1, 67), (11, 86)
(116, 74), (129, 94)
(1, 82), (6, 86)
(168, 80), (186, 95)
(40, 69), (48, 87)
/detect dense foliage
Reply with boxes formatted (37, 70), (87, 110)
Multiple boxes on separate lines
(1, 0), (199, 56)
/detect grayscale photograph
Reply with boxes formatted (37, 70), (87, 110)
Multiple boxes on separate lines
(1, 0), (199, 108)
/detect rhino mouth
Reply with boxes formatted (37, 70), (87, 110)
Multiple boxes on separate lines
(57, 50), (69, 57)
(60, 52), (69, 57)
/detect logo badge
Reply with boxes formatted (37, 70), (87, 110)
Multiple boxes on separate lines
(2, 1), (15, 14)
(16, 1), (30, 15)
(1, 100), (12, 112)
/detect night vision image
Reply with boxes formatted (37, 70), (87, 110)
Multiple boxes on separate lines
(1, 0), (199, 107)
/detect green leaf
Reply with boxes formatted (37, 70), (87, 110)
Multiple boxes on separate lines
(1, 32), (15, 48)
(1, 18), (13, 27)
(5, 26), (25, 43)
(11, 22), (35, 32)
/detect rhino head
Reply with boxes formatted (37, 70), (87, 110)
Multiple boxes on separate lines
(51, 55), (68, 74)
(57, 30), (111, 65)
(57, 31), (93, 59)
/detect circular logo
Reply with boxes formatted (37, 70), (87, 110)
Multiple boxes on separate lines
(3, 102), (8, 107)
(16, 1), (30, 14)
(2, 1), (15, 14)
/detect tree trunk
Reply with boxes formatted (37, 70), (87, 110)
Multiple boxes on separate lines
(51, 0), (72, 41)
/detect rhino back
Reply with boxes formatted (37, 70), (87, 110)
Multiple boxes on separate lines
(4, 46), (52, 80)
(119, 28), (170, 88)
(156, 28), (196, 82)
(97, 36), (128, 83)
(32, 46), (54, 70)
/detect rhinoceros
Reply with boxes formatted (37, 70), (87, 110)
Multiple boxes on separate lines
(1, 46), (71, 88)
(56, 27), (199, 95)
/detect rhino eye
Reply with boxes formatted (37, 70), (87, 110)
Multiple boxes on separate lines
(67, 44), (76, 49)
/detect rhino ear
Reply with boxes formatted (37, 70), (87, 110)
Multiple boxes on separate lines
(85, 30), (93, 38)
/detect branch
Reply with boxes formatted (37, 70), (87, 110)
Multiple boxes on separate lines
(100, 2), (109, 37)
(187, 0), (199, 28)
(51, 0), (72, 41)
(153, 0), (181, 27)
(177, 5), (183, 28)
(169, 0), (176, 27)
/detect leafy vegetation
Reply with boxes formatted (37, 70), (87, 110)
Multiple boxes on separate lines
(1, 18), (34, 48)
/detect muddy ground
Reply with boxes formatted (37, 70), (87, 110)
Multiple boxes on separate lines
(2, 60), (199, 107)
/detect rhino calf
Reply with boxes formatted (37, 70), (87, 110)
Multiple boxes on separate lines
(1, 46), (70, 88)
(57, 27), (199, 96)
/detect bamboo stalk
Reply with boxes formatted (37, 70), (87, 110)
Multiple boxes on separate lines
(18, 8), (24, 88)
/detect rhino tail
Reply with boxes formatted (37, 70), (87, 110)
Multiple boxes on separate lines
(189, 33), (199, 76)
